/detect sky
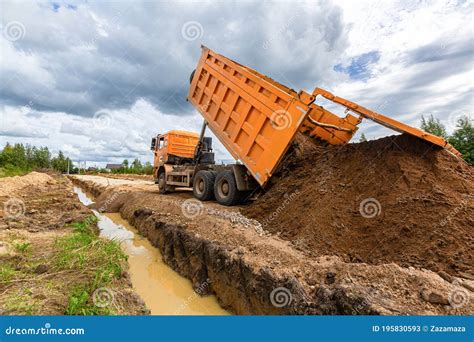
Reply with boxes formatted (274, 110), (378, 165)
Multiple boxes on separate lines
(0, 0), (473, 167)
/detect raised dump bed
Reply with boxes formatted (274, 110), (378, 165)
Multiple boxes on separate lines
(188, 46), (460, 188)
(188, 46), (360, 187)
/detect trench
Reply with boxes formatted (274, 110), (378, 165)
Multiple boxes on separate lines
(73, 186), (229, 315)
(70, 176), (422, 315)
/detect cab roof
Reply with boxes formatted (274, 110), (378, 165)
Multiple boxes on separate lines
(161, 130), (199, 138)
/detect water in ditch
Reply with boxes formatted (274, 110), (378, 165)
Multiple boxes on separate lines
(74, 186), (229, 315)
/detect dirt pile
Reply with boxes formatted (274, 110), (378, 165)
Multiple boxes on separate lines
(243, 134), (474, 278)
(0, 172), (54, 197)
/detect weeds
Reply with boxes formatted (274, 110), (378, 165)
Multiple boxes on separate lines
(65, 286), (112, 315)
(54, 215), (126, 315)
(0, 263), (17, 283)
(14, 241), (31, 253)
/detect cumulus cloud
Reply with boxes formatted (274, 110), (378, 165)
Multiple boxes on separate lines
(0, 0), (472, 165)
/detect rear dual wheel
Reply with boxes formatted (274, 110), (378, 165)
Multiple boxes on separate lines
(193, 170), (216, 201)
(213, 170), (245, 206)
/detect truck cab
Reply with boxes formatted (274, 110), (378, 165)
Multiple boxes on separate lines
(151, 130), (199, 167)
(151, 126), (257, 205)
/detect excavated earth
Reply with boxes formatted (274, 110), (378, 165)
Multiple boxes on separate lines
(71, 168), (473, 315)
(243, 134), (474, 279)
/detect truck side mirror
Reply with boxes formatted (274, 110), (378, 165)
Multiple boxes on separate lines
(150, 138), (156, 151)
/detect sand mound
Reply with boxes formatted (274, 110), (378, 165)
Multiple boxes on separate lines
(0, 172), (55, 197)
(243, 134), (474, 277)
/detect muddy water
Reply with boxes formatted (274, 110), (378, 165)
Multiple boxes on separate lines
(73, 186), (229, 315)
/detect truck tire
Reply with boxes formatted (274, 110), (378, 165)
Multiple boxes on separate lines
(158, 172), (168, 194)
(193, 170), (216, 201)
(214, 170), (242, 206)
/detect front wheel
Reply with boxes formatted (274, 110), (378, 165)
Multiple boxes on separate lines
(214, 170), (242, 206)
(158, 172), (168, 194)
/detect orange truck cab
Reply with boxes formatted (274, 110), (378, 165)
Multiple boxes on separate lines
(151, 130), (199, 166)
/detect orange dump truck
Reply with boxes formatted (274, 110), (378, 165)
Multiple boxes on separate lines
(151, 46), (459, 205)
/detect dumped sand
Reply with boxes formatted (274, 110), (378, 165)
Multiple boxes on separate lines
(0, 172), (54, 197)
(242, 134), (474, 278)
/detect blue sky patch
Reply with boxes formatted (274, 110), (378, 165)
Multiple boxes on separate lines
(334, 51), (380, 80)
(51, 2), (60, 12)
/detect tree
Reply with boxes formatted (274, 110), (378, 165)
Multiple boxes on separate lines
(421, 114), (447, 138)
(448, 116), (473, 165)
(33, 147), (51, 168)
(359, 133), (367, 142)
(51, 151), (69, 173)
(143, 161), (153, 175)
(122, 159), (129, 169)
(131, 158), (142, 171)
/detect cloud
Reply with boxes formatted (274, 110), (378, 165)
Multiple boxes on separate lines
(0, 0), (348, 117)
(0, 0), (472, 164)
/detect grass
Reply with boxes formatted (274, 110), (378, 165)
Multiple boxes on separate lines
(0, 216), (129, 315)
(54, 215), (127, 315)
(3, 288), (38, 315)
(13, 241), (31, 253)
(0, 263), (17, 284)
(0, 166), (31, 178)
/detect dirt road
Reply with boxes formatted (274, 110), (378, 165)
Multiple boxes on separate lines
(70, 174), (473, 315)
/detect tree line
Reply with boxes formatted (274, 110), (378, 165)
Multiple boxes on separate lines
(0, 143), (74, 177)
(420, 115), (472, 165)
(0, 142), (154, 177)
(111, 159), (154, 175)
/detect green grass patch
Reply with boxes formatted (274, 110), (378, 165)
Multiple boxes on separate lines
(53, 215), (127, 315)
(13, 241), (31, 253)
(0, 166), (31, 178)
(0, 263), (17, 284)
(65, 285), (113, 315)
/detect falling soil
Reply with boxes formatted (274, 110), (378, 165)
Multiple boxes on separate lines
(242, 134), (474, 278)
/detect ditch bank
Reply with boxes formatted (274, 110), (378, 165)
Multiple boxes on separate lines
(70, 176), (473, 315)
(0, 172), (148, 315)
